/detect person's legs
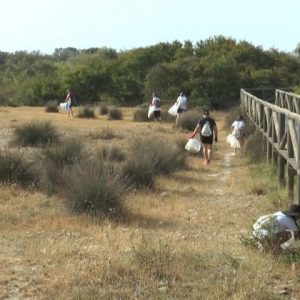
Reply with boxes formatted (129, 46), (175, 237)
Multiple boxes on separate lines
(203, 144), (208, 164)
(207, 144), (212, 163)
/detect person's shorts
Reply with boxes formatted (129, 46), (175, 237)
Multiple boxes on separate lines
(200, 135), (213, 144)
(177, 108), (187, 114)
(154, 110), (161, 119)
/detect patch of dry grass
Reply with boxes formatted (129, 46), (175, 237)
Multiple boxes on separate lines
(0, 107), (299, 299)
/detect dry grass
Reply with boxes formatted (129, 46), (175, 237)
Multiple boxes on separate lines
(0, 107), (299, 299)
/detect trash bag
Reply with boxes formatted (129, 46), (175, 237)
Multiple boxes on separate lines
(148, 105), (155, 118)
(168, 103), (178, 117)
(185, 138), (201, 153)
(227, 134), (240, 148)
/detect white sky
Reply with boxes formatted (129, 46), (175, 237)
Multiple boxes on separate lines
(0, 0), (299, 54)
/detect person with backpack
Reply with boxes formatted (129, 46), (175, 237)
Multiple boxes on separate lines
(231, 115), (245, 155)
(253, 204), (300, 252)
(190, 109), (218, 165)
(150, 92), (161, 122)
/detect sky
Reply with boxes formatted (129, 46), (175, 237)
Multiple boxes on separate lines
(0, 0), (299, 54)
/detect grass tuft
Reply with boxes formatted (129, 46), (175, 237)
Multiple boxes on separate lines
(0, 150), (37, 186)
(63, 158), (124, 215)
(77, 106), (95, 119)
(12, 120), (59, 147)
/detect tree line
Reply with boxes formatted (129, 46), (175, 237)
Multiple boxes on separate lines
(0, 36), (300, 108)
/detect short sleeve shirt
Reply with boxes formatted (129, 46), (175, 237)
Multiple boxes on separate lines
(274, 212), (299, 233)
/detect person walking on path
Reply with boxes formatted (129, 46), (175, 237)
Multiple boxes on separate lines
(175, 92), (188, 127)
(190, 109), (218, 165)
(151, 93), (162, 122)
(65, 89), (76, 119)
(231, 115), (245, 155)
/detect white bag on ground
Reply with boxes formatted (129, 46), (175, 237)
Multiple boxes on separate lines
(60, 103), (68, 111)
(185, 138), (201, 153)
(226, 134), (240, 148)
(168, 103), (178, 117)
(148, 105), (155, 118)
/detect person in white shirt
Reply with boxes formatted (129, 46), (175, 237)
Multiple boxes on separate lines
(231, 115), (245, 154)
(253, 204), (300, 252)
(151, 93), (161, 122)
(175, 92), (188, 127)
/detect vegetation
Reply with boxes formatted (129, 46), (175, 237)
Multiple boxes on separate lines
(0, 150), (36, 185)
(43, 137), (83, 167)
(12, 120), (59, 147)
(123, 136), (187, 188)
(63, 158), (124, 214)
(0, 108), (299, 299)
(107, 107), (123, 120)
(77, 106), (95, 118)
(45, 100), (59, 113)
(177, 110), (200, 131)
(1, 37), (300, 109)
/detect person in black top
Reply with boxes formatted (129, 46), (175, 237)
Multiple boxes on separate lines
(190, 109), (218, 165)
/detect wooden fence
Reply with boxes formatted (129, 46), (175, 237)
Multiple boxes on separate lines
(275, 89), (300, 113)
(240, 89), (300, 203)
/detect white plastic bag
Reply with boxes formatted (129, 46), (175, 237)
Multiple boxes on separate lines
(148, 105), (155, 118)
(168, 103), (178, 117)
(60, 103), (68, 111)
(185, 138), (201, 153)
(226, 134), (240, 149)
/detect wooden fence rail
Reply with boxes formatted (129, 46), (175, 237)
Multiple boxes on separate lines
(240, 89), (300, 203)
(275, 89), (300, 113)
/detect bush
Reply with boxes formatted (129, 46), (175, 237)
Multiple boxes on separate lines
(12, 120), (59, 147)
(45, 100), (59, 113)
(133, 108), (149, 122)
(77, 106), (95, 119)
(108, 107), (123, 120)
(43, 137), (83, 167)
(63, 158), (124, 215)
(0, 150), (37, 186)
(123, 136), (187, 188)
(177, 110), (200, 131)
(99, 104), (109, 115)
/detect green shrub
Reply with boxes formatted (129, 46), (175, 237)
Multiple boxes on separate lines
(43, 137), (83, 167)
(45, 100), (59, 113)
(123, 136), (187, 188)
(99, 104), (109, 115)
(177, 110), (199, 131)
(108, 107), (123, 120)
(63, 158), (124, 215)
(12, 120), (59, 147)
(133, 108), (149, 122)
(0, 150), (37, 186)
(77, 106), (95, 119)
